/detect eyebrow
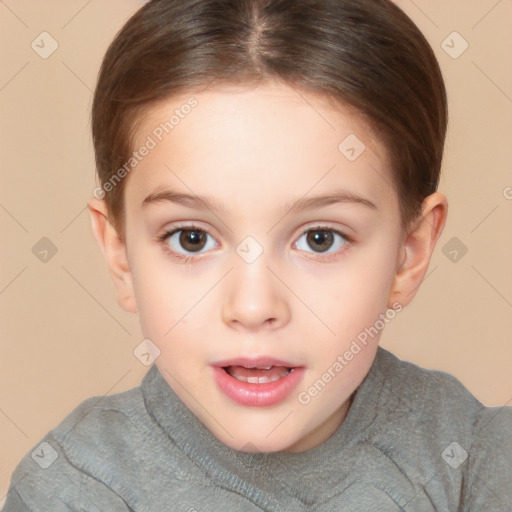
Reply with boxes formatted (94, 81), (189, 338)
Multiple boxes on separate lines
(140, 187), (377, 214)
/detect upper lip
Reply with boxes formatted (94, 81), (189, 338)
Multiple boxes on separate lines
(211, 356), (301, 368)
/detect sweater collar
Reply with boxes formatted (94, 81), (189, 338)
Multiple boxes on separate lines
(140, 346), (392, 504)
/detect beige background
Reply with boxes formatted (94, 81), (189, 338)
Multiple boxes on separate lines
(1, 0), (511, 505)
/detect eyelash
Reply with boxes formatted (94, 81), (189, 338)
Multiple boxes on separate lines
(156, 224), (354, 264)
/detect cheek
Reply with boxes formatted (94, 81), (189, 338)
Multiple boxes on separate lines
(129, 249), (175, 337)
(130, 249), (214, 352)
(312, 240), (399, 337)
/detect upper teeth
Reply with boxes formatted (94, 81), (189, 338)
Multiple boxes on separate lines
(233, 368), (291, 384)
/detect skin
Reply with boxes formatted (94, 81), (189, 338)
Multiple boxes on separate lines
(88, 82), (447, 453)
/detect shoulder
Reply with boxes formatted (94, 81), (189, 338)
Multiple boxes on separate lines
(369, 348), (512, 506)
(3, 383), (147, 511)
(375, 347), (487, 424)
(375, 347), (512, 438)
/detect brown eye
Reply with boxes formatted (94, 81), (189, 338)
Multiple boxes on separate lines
(305, 230), (334, 253)
(295, 227), (349, 255)
(178, 229), (208, 252)
(161, 226), (218, 258)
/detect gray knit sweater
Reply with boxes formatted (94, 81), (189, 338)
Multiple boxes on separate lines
(3, 347), (512, 511)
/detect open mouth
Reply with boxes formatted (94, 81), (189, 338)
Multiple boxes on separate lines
(222, 365), (294, 384)
(213, 360), (305, 406)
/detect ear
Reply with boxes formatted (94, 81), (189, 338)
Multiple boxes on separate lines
(387, 192), (448, 308)
(87, 197), (138, 313)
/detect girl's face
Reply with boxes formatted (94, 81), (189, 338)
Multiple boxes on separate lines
(122, 82), (405, 453)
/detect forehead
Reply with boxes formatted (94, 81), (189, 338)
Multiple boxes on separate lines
(125, 82), (397, 218)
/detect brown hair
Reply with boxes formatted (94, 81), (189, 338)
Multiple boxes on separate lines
(91, 0), (448, 240)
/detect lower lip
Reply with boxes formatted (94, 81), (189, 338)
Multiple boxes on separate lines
(212, 365), (305, 407)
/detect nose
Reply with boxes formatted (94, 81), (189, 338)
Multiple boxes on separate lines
(221, 252), (291, 332)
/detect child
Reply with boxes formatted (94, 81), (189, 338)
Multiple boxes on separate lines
(4, 0), (511, 510)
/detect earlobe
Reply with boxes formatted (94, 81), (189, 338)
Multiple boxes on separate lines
(387, 192), (448, 308)
(87, 198), (138, 314)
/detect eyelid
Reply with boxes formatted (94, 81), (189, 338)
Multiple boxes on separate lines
(158, 222), (353, 242)
(159, 221), (217, 239)
(298, 222), (353, 238)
